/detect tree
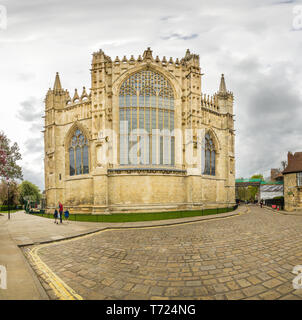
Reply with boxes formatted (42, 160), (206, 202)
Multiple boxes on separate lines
(248, 174), (263, 201)
(19, 180), (41, 204)
(237, 187), (247, 201)
(281, 161), (287, 171)
(250, 174), (264, 180)
(247, 185), (258, 201)
(0, 180), (19, 206)
(0, 131), (22, 181)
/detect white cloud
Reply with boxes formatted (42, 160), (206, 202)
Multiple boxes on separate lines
(1, 0), (302, 189)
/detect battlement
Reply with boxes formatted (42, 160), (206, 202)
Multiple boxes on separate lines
(91, 47), (200, 70)
(201, 94), (220, 112)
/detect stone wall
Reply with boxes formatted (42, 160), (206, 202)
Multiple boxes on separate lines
(44, 48), (236, 214)
(284, 173), (302, 211)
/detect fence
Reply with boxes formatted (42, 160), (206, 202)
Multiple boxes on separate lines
(0, 205), (23, 211)
(26, 204), (238, 223)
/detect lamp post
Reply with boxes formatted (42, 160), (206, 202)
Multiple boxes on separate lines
(7, 180), (10, 220)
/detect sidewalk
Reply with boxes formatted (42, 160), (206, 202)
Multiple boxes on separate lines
(0, 206), (247, 300)
(263, 206), (302, 216)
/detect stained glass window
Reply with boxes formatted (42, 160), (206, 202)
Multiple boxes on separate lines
(69, 129), (89, 176)
(203, 133), (216, 176)
(119, 70), (174, 165)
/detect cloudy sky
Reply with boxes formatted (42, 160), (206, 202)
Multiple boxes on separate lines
(0, 0), (302, 190)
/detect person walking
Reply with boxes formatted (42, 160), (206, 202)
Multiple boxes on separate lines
(260, 199), (264, 208)
(64, 209), (70, 223)
(59, 202), (63, 224)
(54, 209), (58, 224)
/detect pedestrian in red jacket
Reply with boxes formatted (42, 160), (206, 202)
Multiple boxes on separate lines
(59, 202), (63, 224)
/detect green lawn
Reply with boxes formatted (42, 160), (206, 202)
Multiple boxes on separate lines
(30, 206), (237, 223)
(0, 210), (21, 214)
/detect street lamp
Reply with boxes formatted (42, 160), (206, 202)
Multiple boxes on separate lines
(7, 179), (10, 220)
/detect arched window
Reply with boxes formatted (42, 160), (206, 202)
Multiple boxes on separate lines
(203, 133), (216, 176)
(119, 70), (175, 166)
(69, 129), (89, 176)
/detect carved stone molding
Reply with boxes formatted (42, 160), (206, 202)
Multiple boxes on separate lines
(107, 168), (187, 175)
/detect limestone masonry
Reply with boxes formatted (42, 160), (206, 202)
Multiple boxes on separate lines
(44, 48), (235, 214)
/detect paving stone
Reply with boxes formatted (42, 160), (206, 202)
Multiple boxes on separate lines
(23, 206), (302, 300)
(242, 285), (266, 297)
(276, 283), (294, 295)
(236, 279), (252, 288)
(186, 280), (202, 286)
(259, 290), (282, 300)
(263, 278), (283, 289)
(225, 290), (246, 300)
(213, 284), (228, 293)
(149, 286), (165, 296)
(247, 275), (262, 285)
(132, 284), (150, 295)
(226, 281), (240, 290)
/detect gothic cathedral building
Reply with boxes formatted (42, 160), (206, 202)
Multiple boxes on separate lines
(44, 48), (235, 214)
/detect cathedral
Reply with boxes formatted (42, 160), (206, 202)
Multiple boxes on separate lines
(44, 48), (235, 214)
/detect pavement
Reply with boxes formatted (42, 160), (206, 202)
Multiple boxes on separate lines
(264, 206), (302, 216)
(3, 205), (302, 300)
(0, 207), (245, 300)
(23, 205), (302, 300)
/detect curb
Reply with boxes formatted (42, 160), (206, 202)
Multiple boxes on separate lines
(20, 207), (248, 248)
(263, 206), (302, 216)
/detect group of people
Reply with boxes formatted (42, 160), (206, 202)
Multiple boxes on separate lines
(53, 202), (70, 224)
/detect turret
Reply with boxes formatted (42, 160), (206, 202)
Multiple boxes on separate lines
(216, 74), (234, 115)
(219, 74), (227, 95)
(45, 72), (68, 110)
(53, 72), (62, 91)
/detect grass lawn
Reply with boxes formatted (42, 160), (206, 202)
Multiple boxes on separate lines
(0, 210), (21, 214)
(30, 206), (237, 223)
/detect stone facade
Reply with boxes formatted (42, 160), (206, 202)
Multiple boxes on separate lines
(283, 173), (300, 211)
(44, 48), (235, 214)
(283, 152), (302, 211)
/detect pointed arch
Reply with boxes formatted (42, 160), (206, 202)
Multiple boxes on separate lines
(118, 69), (175, 166)
(205, 128), (221, 152)
(202, 129), (218, 176)
(65, 122), (91, 176)
(113, 64), (181, 99)
(64, 121), (91, 148)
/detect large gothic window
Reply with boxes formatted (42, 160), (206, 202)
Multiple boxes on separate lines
(119, 70), (175, 166)
(69, 129), (89, 176)
(203, 133), (216, 176)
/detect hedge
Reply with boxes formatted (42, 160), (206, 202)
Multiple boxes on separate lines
(0, 205), (23, 211)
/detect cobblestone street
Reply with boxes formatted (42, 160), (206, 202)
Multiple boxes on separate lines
(24, 206), (302, 300)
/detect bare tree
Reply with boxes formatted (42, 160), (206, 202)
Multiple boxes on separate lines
(281, 161), (287, 171)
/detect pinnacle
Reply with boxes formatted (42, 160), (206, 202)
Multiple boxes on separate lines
(219, 73), (227, 94)
(53, 72), (62, 90)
